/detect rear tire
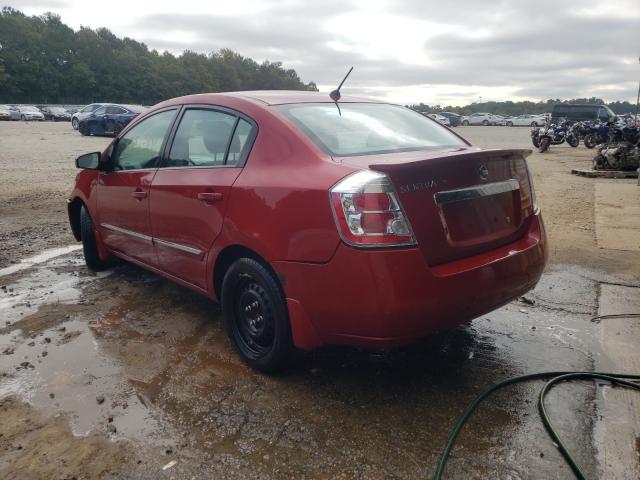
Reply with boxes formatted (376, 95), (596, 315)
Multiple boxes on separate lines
(567, 135), (579, 147)
(531, 122), (538, 127)
(221, 258), (293, 373)
(482, 120), (489, 126)
(80, 206), (108, 271)
(462, 120), (469, 126)
(506, 121), (513, 127)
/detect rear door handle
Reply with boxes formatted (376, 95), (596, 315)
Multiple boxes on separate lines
(197, 192), (223, 202)
(132, 189), (147, 199)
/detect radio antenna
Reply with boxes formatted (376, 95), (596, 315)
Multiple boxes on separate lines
(329, 66), (354, 102)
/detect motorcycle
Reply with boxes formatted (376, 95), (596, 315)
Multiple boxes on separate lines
(532, 121), (573, 152)
(592, 122), (639, 171)
(582, 121), (610, 149)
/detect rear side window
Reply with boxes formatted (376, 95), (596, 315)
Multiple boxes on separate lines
(167, 109), (237, 167)
(276, 103), (465, 156)
(106, 106), (126, 114)
(227, 119), (253, 166)
(111, 109), (176, 171)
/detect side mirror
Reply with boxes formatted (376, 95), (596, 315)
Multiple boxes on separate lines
(75, 152), (101, 169)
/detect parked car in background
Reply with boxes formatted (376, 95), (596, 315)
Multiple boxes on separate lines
(68, 91), (547, 371)
(551, 104), (616, 123)
(506, 114), (548, 127)
(461, 112), (502, 126)
(78, 104), (145, 136)
(0, 105), (20, 120)
(439, 111), (462, 127)
(40, 106), (72, 121)
(71, 103), (105, 129)
(493, 115), (508, 126)
(426, 113), (450, 126)
(14, 105), (45, 121)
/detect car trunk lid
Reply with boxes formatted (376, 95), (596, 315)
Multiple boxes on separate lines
(336, 147), (535, 266)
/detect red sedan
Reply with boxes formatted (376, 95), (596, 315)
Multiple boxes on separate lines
(68, 91), (547, 371)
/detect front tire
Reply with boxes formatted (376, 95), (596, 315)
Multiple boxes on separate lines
(531, 122), (538, 127)
(221, 258), (293, 372)
(507, 121), (513, 127)
(583, 134), (597, 149)
(462, 120), (469, 126)
(567, 135), (579, 147)
(80, 206), (108, 271)
(539, 137), (551, 153)
(72, 118), (79, 130)
(482, 120), (489, 126)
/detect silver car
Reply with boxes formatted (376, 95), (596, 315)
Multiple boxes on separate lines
(506, 114), (547, 127)
(460, 112), (502, 126)
(0, 105), (20, 121)
(15, 105), (45, 121)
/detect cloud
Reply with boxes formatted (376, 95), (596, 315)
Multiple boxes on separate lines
(10, 0), (640, 104)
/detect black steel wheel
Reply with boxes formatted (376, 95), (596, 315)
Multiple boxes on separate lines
(221, 258), (292, 372)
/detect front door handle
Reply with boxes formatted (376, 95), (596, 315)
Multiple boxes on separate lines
(132, 189), (147, 200)
(197, 192), (223, 202)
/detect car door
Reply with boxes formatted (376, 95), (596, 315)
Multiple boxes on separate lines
(104, 106), (125, 134)
(97, 108), (178, 266)
(470, 113), (481, 125)
(149, 106), (257, 288)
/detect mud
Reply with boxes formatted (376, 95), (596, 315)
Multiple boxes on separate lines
(1, 122), (639, 479)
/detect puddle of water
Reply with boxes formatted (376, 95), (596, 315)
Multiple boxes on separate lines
(0, 253), (110, 326)
(0, 316), (165, 441)
(0, 245), (82, 277)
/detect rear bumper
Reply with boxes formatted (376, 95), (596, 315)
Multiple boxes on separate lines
(275, 211), (547, 350)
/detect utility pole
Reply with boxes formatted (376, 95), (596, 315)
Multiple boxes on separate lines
(636, 56), (640, 124)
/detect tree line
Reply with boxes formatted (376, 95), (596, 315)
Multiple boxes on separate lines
(408, 98), (637, 116)
(0, 7), (317, 105)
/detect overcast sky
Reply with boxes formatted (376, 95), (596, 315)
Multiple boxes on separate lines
(6, 0), (640, 105)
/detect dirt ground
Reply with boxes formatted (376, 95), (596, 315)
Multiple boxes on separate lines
(1, 122), (639, 479)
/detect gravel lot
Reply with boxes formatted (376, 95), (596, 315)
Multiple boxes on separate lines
(1, 121), (639, 479)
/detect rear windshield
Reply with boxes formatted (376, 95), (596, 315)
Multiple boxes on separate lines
(276, 103), (465, 156)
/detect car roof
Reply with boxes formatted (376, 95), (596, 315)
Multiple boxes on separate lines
(172, 90), (383, 106)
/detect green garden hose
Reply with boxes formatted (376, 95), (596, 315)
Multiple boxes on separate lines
(433, 313), (640, 480)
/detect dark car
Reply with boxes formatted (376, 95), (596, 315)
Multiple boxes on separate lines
(68, 91), (546, 371)
(439, 111), (462, 127)
(551, 104), (616, 123)
(40, 106), (72, 121)
(78, 104), (146, 136)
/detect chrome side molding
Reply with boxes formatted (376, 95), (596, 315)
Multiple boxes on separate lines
(434, 179), (520, 206)
(101, 223), (202, 255)
(101, 223), (152, 242)
(153, 238), (202, 255)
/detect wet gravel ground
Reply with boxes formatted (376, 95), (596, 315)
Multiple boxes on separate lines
(1, 122), (639, 479)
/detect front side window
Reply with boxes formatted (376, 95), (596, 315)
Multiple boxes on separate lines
(276, 103), (465, 157)
(110, 109), (176, 171)
(167, 109), (237, 167)
(93, 106), (106, 116)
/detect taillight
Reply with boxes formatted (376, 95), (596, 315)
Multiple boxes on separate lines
(524, 159), (538, 212)
(330, 170), (416, 247)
